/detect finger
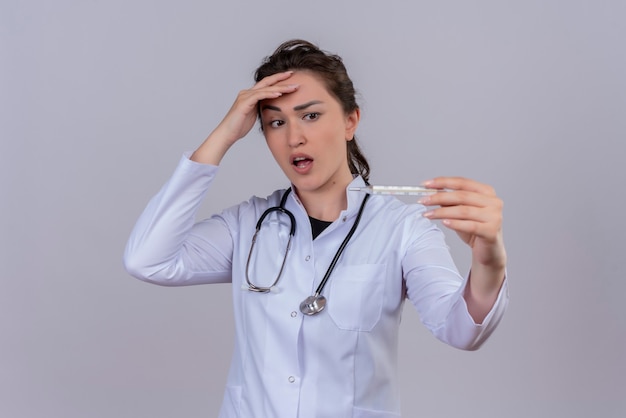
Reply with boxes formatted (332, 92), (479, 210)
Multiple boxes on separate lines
(422, 177), (496, 196)
(251, 71), (294, 90)
(258, 83), (300, 96)
(440, 219), (498, 240)
(236, 83), (300, 109)
(419, 190), (484, 208)
(423, 205), (499, 224)
(420, 190), (502, 211)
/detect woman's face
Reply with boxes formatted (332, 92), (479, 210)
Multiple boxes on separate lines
(260, 71), (359, 197)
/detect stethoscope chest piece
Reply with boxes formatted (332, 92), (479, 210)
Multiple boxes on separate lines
(300, 295), (327, 316)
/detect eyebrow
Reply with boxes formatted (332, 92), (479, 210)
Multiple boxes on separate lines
(261, 100), (323, 112)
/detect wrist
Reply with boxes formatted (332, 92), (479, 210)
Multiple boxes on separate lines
(190, 129), (236, 165)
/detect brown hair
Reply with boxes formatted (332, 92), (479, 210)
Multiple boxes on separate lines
(254, 39), (370, 184)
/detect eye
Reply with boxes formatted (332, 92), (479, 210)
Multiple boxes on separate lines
(269, 120), (285, 128)
(303, 112), (320, 121)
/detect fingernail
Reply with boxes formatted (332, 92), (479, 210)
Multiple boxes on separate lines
(421, 179), (434, 186)
(423, 211), (433, 218)
(417, 197), (430, 205)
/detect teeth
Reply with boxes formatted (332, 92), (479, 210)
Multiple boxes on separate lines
(294, 157), (305, 162)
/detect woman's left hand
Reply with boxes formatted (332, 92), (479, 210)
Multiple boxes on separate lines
(419, 177), (506, 269)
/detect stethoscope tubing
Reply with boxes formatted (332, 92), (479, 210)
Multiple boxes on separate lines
(311, 193), (370, 298)
(245, 189), (295, 293)
(245, 187), (370, 316)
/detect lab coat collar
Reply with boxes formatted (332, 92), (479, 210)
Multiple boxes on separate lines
(286, 176), (369, 219)
(345, 176), (368, 214)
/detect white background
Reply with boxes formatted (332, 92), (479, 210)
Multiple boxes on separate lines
(2, 1), (625, 417)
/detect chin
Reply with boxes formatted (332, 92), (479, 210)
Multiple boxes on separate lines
(289, 177), (322, 193)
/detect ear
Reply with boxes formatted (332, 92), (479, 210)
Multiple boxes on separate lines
(345, 108), (360, 140)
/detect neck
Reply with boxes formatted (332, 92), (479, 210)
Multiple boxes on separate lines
(296, 176), (353, 222)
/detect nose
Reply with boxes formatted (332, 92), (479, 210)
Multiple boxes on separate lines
(287, 122), (305, 148)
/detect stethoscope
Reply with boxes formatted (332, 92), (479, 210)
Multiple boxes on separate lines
(244, 187), (370, 316)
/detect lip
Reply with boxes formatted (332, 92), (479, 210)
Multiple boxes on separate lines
(290, 153), (314, 175)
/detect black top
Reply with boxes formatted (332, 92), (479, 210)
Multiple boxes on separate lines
(309, 217), (332, 240)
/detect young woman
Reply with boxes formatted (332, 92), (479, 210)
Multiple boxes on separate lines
(124, 39), (508, 418)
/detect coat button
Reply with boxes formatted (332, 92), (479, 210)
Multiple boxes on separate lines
(291, 311), (297, 318)
(288, 376), (296, 383)
(305, 255), (311, 261)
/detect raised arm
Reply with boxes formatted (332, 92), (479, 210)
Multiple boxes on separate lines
(190, 71), (299, 165)
(124, 71), (299, 285)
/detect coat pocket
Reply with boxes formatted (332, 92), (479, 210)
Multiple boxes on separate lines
(327, 263), (386, 331)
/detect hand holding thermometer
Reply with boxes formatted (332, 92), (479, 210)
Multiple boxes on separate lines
(349, 185), (450, 196)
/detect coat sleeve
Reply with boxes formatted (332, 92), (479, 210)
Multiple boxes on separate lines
(402, 211), (509, 350)
(123, 154), (234, 286)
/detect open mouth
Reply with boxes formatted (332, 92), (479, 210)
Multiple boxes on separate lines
(292, 156), (313, 169)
